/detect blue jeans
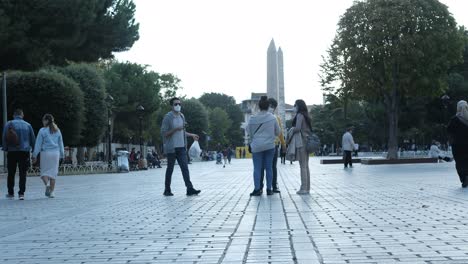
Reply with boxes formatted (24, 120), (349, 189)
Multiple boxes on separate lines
(165, 148), (194, 190)
(252, 148), (275, 191)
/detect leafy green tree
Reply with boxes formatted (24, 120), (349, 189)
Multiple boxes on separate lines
(57, 64), (107, 164)
(57, 64), (107, 146)
(321, 0), (465, 159)
(199, 92), (243, 146)
(0, 0), (139, 71)
(103, 62), (161, 143)
(208, 107), (232, 147)
(7, 71), (85, 145)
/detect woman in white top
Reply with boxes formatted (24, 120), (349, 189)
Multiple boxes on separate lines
(32, 114), (64, 198)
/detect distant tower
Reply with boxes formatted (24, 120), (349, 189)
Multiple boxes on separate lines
(277, 47), (286, 130)
(267, 39), (286, 131)
(267, 39), (279, 100)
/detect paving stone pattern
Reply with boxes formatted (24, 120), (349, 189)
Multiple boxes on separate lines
(1, 158), (467, 264)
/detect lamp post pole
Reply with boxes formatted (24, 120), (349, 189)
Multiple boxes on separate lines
(106, 95), (114, 169)
(2, 72), (7, 172)
(441, 94), (450, 148)
(136, 105), (145, 155)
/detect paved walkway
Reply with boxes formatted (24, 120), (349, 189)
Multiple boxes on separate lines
(0, 158), (467, 264)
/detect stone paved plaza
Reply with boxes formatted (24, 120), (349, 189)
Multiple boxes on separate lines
(1, 158), (468, 264)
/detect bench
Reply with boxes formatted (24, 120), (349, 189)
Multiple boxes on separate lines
(361, 158), (438, 165)
(320, 159), (361, 164)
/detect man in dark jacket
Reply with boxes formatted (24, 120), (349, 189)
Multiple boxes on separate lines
(2, 109), (36, 200)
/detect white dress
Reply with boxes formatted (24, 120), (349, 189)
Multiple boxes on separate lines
(40, 151), (60, 178)
(33, 127), (64, 179)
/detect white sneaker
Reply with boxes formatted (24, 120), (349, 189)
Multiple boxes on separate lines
(49, 191), (55, 198)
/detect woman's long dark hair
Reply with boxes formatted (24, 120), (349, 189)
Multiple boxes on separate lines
(43, 114), (59, 134)
(292, 99), (312, 130)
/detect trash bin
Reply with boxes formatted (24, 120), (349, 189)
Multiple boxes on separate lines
(117, 150), (130, 172)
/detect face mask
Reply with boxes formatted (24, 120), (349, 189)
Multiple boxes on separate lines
(174, 105), (181, 112)
(268, 107), (275, 114)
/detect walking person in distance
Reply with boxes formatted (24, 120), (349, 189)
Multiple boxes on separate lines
(2, 109), (36, 200)
(447, 100), (468, 188)
(161, 98), (201, 196)
(342, 126), (356, 169)
(289, 100), (312, 195)
(32, 114), (64, 198)
(248, 96), (280, 196)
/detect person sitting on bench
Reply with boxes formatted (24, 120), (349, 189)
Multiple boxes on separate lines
(429, 141), (452, 162)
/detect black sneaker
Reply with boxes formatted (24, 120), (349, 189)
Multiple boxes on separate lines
(163, 190), (174, 196)
(266, 189), (274, 195)
(273, 188), (281, 193)
(187, 188), (201, 196)
(250, 189), (262, 196)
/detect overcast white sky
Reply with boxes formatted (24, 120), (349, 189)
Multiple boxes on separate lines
(116, 0), (468, 105)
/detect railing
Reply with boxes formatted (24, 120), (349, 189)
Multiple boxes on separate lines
(28, 162), (116, 176)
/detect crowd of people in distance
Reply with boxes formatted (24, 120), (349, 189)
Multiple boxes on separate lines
(2, 99), (468, 200)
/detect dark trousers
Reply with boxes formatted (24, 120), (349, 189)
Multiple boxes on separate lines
(7, 151), (29, 195)
(165, 148), (194, 190)
(452, 144), (468, 183)
(344, 150), (353, 168)
(260, 146), (279, 190)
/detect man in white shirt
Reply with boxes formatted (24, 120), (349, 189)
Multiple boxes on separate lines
(342, 126), (355, 168)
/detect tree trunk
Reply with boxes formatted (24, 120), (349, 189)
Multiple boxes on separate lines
(76, 147), (86, 165)
(386, 108), (399, 159)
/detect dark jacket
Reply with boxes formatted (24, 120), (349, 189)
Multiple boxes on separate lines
(448, 116), (468, 146)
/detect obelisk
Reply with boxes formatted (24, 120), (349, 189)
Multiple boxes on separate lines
(277, 47), (286, 130)
(267, 39), (278, 100)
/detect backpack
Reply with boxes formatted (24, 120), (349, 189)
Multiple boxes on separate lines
(6, 124), (19, 147)
(305, 133), (321, 154)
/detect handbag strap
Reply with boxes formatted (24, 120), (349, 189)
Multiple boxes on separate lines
(252, 123), (263, 136)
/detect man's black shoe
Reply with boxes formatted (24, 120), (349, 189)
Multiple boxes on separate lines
(250, 189), (262, 196)
(273, 189), (281, 193)
(187, 188), (201, 196)
(266, 189), (274, 195)
(163, 190), (174, 196)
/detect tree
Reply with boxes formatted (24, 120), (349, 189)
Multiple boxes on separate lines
(57, 64), (107, 146)
(181, 98), (209, 148)
(0, 0), (139, 71)
(208, 107), (232, 147)
(57, 64), (107, 164)
(7, 71), (85, 145)
(103, 62), (162, 143)
(199, 93), (243, 146)
(321, 0), (465, 159)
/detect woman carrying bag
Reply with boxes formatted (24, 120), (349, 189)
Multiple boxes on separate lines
(33, 114), (64, 198)
(289, 99), (312, 195)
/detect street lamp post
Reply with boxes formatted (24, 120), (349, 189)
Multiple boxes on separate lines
(106, 95), (114, 168)
(441, 94), (450, 148)
(136, 105), (145, 155)
(2, 72), (7, 172)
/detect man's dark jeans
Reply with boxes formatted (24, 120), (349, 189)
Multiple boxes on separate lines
(7, 151), (30, 195)
(260, 146), (279, 190)
(344, 150), (353, 168)
(165, 148), (194, 190)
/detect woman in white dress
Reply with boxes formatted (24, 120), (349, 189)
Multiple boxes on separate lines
(33, 114), (64, 198)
